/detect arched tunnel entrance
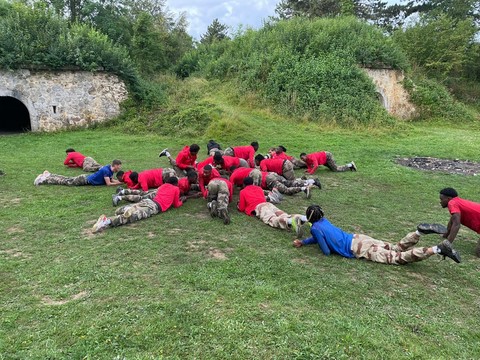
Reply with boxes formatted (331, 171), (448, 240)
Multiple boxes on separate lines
(0, 96), (31, 133)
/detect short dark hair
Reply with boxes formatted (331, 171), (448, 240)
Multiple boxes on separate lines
(166, 176), (179, 185)
(112, 159), (122, 166)
(278, 145), (287, 152)
(251, 141), (259, 150)
(190, 144), (200, 153)
(213, 152), (223, 162)
(66, 148), (75, 153)
(229, 165), (238, 172)
(300, 152), (307, 158)
(204, 164), (213, 171)
(129, 172), (139, 183)
(306, 205), (325, 223)
(255, 154), (265, 162)
(116, 170), (125, 180)
(440, 188), (458, 198)
(243, 177), (254, 186)
(187, 170), (198, 181)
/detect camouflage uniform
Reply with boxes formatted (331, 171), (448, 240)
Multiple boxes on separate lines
(324, 152), (350, 172)
(82, 157), (101, 172)
(291, 157), (307, 169)
(249, 169), (263, 187)
(162, 168), (177, 182)
(282, 160), (295, 181)
(119, 189), (157, 203)
(351, 232), (432, 265)
(110, 199), (160, 227)
(207, 179), (230, 214)
(265, 172), (303, 195)
(42, 174), (89, 186)
(223, 147), (234, 156)
(255, 202), (302, 230)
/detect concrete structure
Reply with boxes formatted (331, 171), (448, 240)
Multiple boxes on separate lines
(363, 68), (417, 120)
(0, 69), (128, 132)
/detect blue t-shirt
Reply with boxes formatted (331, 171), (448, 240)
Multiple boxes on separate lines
(87, 165), (113, 186)
(302, 217), (355, 258)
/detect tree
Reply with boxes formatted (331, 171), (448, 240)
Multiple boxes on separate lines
(200, 18), (229, 44)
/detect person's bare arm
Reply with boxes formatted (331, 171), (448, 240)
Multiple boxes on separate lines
(104, 177), (122, 186)
(444, 213), (461, 243)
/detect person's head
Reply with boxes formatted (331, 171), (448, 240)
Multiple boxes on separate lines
(255, 154), (265, 165)
(243, 176), (254, 186)
(213, 151), (224, 164)
(203, 164), (213, 177)
(251, 141), (259, 152)
(129, 172), (139, 184)
(300, 152), (307, 161)
(187, 170), (198, 184)
(306, 205), (325, 224)
(440, 188), (458, 208)
(189, 144), (200, 155)
(111, 159), (122, 172)
(268, 147), (276, 156)
(229, 165), (238, 173)
(66, 148), (75, 153)
(116, 170), (125, 182)
(166, 176), (179, 186)
(277, 145), (287, 153)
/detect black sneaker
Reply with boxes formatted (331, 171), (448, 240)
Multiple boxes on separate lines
(437, 240), (461, 263)
(219, 208), (231, 225)
(159, 148), (168, 157)
(417, 223), (447, 235)
(313, 178), (322, 189)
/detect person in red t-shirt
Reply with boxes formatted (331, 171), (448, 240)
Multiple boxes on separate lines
(159, 144), (200, 176)
(237, 177), (306, 236)
(273, 146), (306, 169)
(206, 176), (233, 224)
(213, 152), (249, 174)
(255, 154), (295, 181)
(92, 177), (183, 233)
(128, 168), (176, 192)
(300, 151), (356, 174)
(199, 165), (221, 198)
(64, 148), (101, 172)
(440, 187), (480, 256)
(224, 142), (259, 168)
(116, 170), (137, 189)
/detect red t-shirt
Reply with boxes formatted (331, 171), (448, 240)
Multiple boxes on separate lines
(122, 170), (138, 189)
(305, 152), (327, 174)
(217, 156), (240, 172)
(259, 158), (284, 175)
(64, 152), (86, 167)
(229, 167), (254, 187)
(197, 157), (214, 171)
(153, 183), (183, 212)
(273, 152), (293, 161)
(176, 146), (197, 170)
(138, 168), (164, 192)
(209, 177), (234, 203)
(448, 197), (480, 234)
(234, 145), (255, 167)
(199, 167), (221, 197)
(178, 178), (191, 195)
(238, 185), (266, 216)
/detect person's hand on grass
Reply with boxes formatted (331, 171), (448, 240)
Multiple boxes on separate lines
(293, 239), (303, 248)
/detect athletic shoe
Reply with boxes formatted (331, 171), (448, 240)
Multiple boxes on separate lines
(219, 208), (231, 225)
(350, 161), (357, 171)
(159, 148), (169, 157)
(34, 170), (50, 186)
(291, 216), (304, 238)
(208, 201), (217, 218)
(92, 215), (110, 233)
(112, 194), (121, 207)
(303, 185), (312, 199)
(417, 223), (447, 235)
(313, 178), (322, 189)
(437, 240), (461, 263)
(115, 186), (124, 195)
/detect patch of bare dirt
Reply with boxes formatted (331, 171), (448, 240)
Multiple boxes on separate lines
(208, 247), (228, 260)
(41, 291), (88, 306)
(81, 227), (96, 239)
(147, 232), (156, 238)
(396, 157), (480, 176)
(291, 257), (311, 265)
(7, 226), (24, 234)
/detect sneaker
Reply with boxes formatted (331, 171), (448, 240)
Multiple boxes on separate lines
(34, 170), (50, 186)
(208, 201), (217, 218)
(159, 148), (169, 157)
(417, 223), (447, 235)
(272, 188), (284, 202)
(437, 240), (461, 263)
(303, 185), (312, 199)
(115, 186), (124, 195)
(219, 208), (231, 225)
(313, 178), (322, 189)
(290, 216), (304, 238)
(112, 194), (121, 207)
(349, 161), (357, 172)
(92, 215), (110, 233)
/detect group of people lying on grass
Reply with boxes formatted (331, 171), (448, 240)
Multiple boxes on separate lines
(33, 143), (480, 265)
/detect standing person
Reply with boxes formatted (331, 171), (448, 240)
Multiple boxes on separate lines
(237, 177), (306, 235)
(34, 160), (122, 187)
(92, 177), (184, 233)
(293, 205), (461, 265)
(63, 148), (101, 172)
(255, 155), (295, 181)
(224, 142), (259, 168)
(300, 151), (356, 174)
(128, 168), (176, 192)
(159, 144), (200, 176)
(206, 177), (234, 224)
(439, 188), (480, 256)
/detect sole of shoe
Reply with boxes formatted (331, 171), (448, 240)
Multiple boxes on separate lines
(439, 240), (461, 263)
(417, 223), (447, 235)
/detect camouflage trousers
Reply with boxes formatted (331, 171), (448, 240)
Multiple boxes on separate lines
(166, 157), (188, 177)
(351, 232), (432, 265)
(291, 157), (307, 169)
(162, 168), (177, 182)
(110, 199), (160, 227)
(120, 189), (157, 203)
(325, 152), (350, 172)
(255, 202), (301, 231)
(223, 147), (234, 156)
(250, 169), (263, 187)
(43, 173), (89, 186)
(282, 160), (295, 181)
(209, 147), (224, 156)
(82, 157), (101, 172)
(207, 179), (230, 211)
(265, 172), (303, 195)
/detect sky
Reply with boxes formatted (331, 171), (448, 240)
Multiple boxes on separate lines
(165, 0), (278, 40)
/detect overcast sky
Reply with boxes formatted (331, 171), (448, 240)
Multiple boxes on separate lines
(165, 0), (278, 40)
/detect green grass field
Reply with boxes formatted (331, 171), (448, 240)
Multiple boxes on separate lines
(1, 95), (480, 359)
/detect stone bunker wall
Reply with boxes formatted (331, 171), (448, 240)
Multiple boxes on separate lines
(363, 68), (417, 120)
(0, 69), (128, 131)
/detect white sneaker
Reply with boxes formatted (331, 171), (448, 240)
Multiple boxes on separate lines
(34, 170), (50, 186)
(92, 215), (110, 233)
(349, 161), (357, 171)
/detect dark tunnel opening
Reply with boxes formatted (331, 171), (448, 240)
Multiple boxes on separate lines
(0, 96), (31, 133)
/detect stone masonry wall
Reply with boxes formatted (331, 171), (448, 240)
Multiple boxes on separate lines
(0, 69), (128, 131)
(363, 68), (417, 120)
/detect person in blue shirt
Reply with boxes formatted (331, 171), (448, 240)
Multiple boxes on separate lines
(293, 205), (461, 265)
(34, 160), (123, 186)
